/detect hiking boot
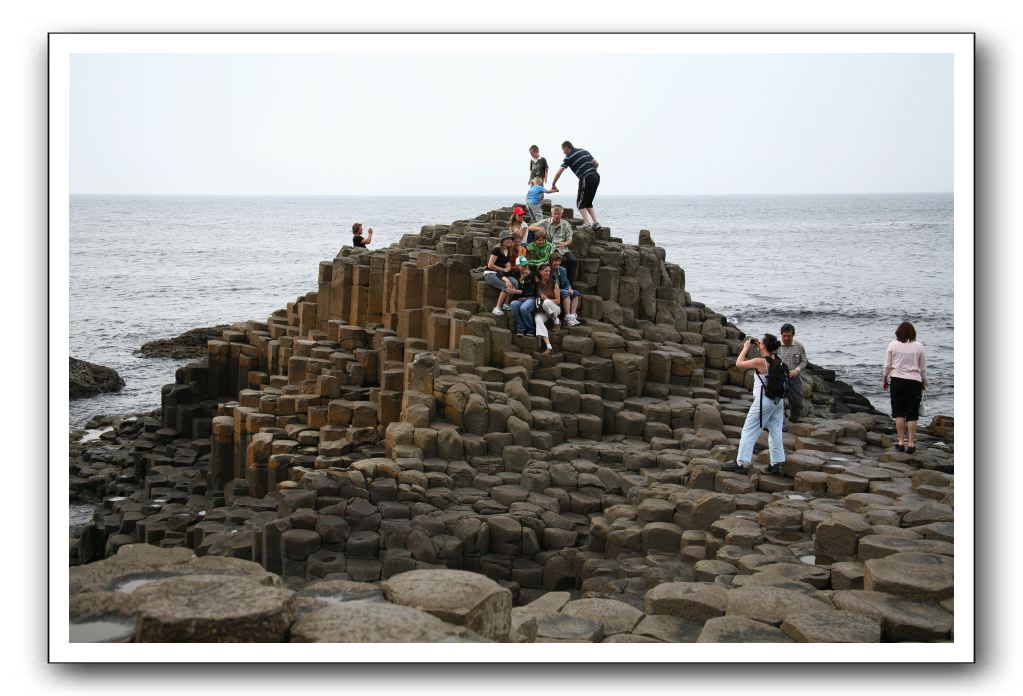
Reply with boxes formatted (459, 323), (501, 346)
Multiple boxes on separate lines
(721, 462), (748, 474)
(765, 464), (782, 476)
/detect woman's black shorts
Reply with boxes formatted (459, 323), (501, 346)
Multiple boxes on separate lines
(889, 376), (923, 421)
(577, 173), (600, 209)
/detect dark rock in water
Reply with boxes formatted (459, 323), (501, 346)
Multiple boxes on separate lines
(69, 357), (125, 398)
(138, 325), (231, 359)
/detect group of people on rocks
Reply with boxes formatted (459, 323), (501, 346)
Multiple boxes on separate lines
(347, 141), (930, 468)
(723, 320), (927, 475)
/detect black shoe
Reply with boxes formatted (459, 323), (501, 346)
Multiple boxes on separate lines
(721, 462), (748, 474)
(906, 446), (917, 454)
(765, 464), (782, 476)
(895, 443), (905, 452)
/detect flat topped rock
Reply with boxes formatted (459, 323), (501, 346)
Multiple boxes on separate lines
(781, 610), (882, 643)
(290, 602), (489, 643)
(534, 613), (604, 642)
(864, 551), (954, 601)
(832, 590), (953, 641)
(561, 598), (644, 635)
(382, 569), (512, 641)
(644, 582), (727, 623)
(131, 575), (295, 642)
(697, 616), (794, 643)
(725, 586), (832, 626)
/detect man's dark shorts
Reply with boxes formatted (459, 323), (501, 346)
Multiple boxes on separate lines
(577, 173), (600, 209)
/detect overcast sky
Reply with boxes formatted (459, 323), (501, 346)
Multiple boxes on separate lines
(70, 52), (953, 195)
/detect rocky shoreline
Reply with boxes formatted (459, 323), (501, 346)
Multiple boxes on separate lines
(68, 202), (955, 644)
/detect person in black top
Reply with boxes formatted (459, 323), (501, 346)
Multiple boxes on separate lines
(352, 222), (374, 248)
(528, 145), (549, 185)
(550, 141), (601, 231)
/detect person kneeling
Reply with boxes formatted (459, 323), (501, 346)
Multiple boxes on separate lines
(722, 334), (788, 476)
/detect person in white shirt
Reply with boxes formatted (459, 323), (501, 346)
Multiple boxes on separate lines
(882, 321), (927, 454)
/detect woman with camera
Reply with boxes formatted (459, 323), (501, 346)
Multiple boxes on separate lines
(722, 334), (787, 476)
(882, 321), (926, 454)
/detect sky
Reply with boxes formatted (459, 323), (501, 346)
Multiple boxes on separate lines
(70, 52), (953, 196)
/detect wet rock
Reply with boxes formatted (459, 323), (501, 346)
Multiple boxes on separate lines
(139, 325), (232, 359)
(70, 357), (125, 398)
(382, 569), (512, 641)
(132, 575), (294, 641)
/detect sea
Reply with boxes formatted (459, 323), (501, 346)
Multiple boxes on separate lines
(68, 193), (954, 429)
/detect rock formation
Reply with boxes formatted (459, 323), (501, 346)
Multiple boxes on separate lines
(70, 357), (125, 398)
(139, 325), (233, 359)
(67, 202), (955, 643)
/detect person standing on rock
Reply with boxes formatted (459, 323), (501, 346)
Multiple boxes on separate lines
(528, 144), (548, 185)
(723, 334), (787, 476)
(549, 141), (601, 231)
(882, 321), (927, 454)
(777, 323), (809, 423)
(526, 204), (577, 283)
(351, 223), (374, 248)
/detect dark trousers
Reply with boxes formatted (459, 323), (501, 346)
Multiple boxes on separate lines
(787, 374), (804, 422)
(561, 250), (578, 284)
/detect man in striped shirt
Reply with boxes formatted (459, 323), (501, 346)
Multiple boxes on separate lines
(776, 323), (809, 423)
(550, 141), (602, 231)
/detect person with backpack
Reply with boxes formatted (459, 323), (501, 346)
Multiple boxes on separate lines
(722, 333), (790, 476)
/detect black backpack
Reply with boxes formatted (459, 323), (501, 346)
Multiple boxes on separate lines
(756, 355), (791, 427)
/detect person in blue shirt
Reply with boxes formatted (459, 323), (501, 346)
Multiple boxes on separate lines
(549, 252), (582, 327)
(525, 177), (551, 223)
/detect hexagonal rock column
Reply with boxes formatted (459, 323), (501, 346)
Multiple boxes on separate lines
(863, 552), (953, 601)
(131, 575), (295, 642)
(382, 569), (512, 641)
(290, 602), (489, 642)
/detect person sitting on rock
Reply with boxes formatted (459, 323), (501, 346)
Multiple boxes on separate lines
(485, 233), (522, 315)
(549, 252), (581, 327)
(722, 334), (787, 476)
(351, 222), (373, 248)
(529, 263), (560, 348)
(509, 257), (539, 337)
(509, 207), (529, 255)
(527, 204), (577, 283)
(524, 227), (554, 268)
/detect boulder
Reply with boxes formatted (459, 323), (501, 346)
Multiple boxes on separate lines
(70, 357), (125, 398)
(382, 569), (512, 641)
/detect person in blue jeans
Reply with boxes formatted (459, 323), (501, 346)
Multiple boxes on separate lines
(722, 333), (787, 476)
(509, 257), (538, 336)
(549, 253), (582, 327)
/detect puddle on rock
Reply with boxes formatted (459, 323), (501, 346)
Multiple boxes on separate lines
(786, 494), (808, 501)
(78, 427), (114, 443)
(112, 572), (180, 593)
(70, 618), (135, 642)
(798, 555), (817, 565)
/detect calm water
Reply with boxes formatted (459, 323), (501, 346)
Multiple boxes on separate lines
(69, 194), (954, 428)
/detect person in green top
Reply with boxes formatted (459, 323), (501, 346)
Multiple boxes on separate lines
(524, 227), (554, 268)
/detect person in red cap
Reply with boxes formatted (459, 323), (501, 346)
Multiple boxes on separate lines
(509, 206), (529, 256)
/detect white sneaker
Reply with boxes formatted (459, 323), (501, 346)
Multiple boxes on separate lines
(566, 316), (580, 327)
(491, 307), (504, 315)
(501, 303), (511, 310)
(554, 317), (561, 326)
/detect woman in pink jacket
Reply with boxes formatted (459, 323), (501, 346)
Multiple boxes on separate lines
(882, 321), (927, 454)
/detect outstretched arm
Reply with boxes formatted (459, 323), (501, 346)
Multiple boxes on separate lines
(550, 166), (567, 189)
